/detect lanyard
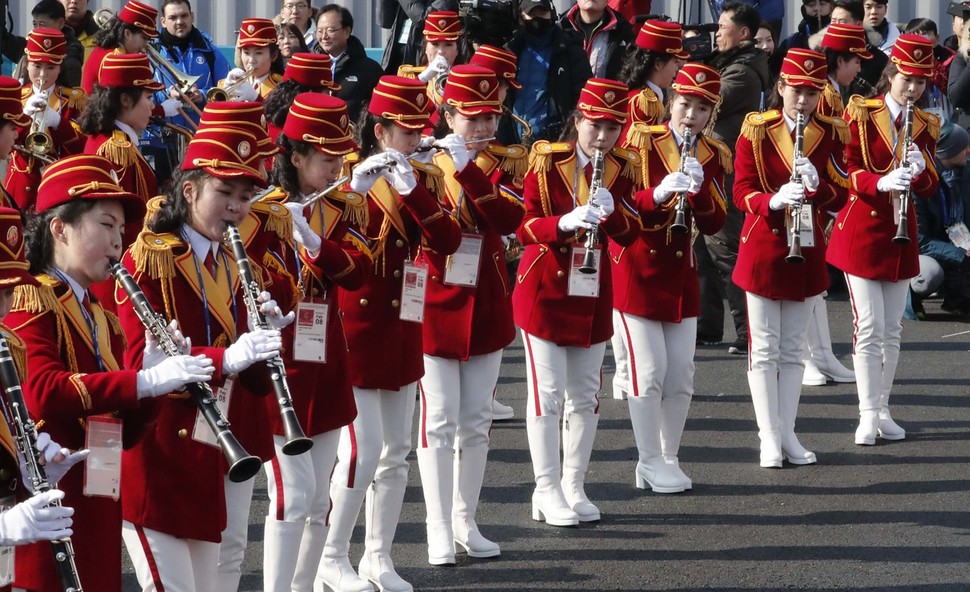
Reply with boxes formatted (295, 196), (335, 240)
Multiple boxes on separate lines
(51, 269), (104, 372)
(526, 45), (550, 70)
(187, 244), (237, 346)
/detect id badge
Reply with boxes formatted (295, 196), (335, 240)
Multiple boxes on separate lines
(444, 233), (483, 287)
(787, 204), (815, 248)
(192, 377), (233, 449)
(0, 497), (13, 586)
(398, 18), (412, 44)
(947, 221), (970, 250)
(568, 245), (600, 298)
(83, 415), (123, 499)
(294, 302), (328, 363)
(400, 261), (428, 323)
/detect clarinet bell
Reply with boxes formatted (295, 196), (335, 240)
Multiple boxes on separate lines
(221, 437), (262, 483)
(281, 409), (314, 456)
(671, 208), (689, 235)
(785, 235), (805, 264)
(578, 247), (598, 274)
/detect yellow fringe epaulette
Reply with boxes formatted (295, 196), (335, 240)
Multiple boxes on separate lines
(262, 251), (300, 310)
(397, 65), (424, 79)
(12, 275), (59, 315)
(410, 160), (445, 196)
(328, 189), (370, 229)
(251, 200), (293, 244)
(610, 146), (642, 185)
(625, 123), (666, 152)
(98, 130), (137, 168)
(813, 114), (850, 144)
(740, 110), (781, 144)
(527, 141), (571, 175)
(704, 136), (734, 175)
(105, 310), (125, 341)
(826, 159), (850, 189)
(0, 325), (27, 380)
(487, 144), (528, 180)
(845, 95), (882, 124)
(919, 110), (941, 141)
(631, 88), (664, 125)
(59, 86), (87, 111)
(822, 84), (844, 117)
(129, 231), (180, 280)
(143, 195), (166, 228)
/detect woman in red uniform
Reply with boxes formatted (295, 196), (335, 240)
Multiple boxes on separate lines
(264, 53), (340, 142)
(827, 34), (940, 446)
(80, 1), (158, 94)
(317, 75), (461, 592)
(0, 77), (33, 211)
(217, 18), (285, 103)
(116, 126), (286, 592)
(515, 78), (639, 527)
(398, 11), (463, 130)
(616, 63), (728, 492)
(6, 28), (86, 212)
(258, 92), (370, 592)
(733, 48), (850, 467)
(414, 65), (524, 566)
(7, 154), (212, 592)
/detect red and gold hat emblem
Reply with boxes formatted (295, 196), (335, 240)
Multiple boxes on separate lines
(479, 80), (490, 93)
(805, 59), (815, 70)
(438, 19), (447, 27)
(43, 39), (52, 48)
(6, 226), (18, 248)
(604, 90), (616, 103)
(340, 114), (348, 127)
(416, 93), (425, 106)
(914, 49), (923, 59)
(696, 72), (706, 83)
(238, 141), (252, 158)
(247, 24), (255, 34)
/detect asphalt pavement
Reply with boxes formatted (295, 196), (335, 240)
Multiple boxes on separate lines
(123, 293), (970, 591)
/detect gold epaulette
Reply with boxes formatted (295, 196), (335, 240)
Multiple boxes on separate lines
(397, 65), (424, 79)
(251, 200), (293, 243)
(918, 109), (941, 141)
(610, 146), (642, 185)
(740, 110), (781, 144)
(630, 88), (663, 124)
(487, 143), (528, 180)
(821, 83), (844, 117)
(410, 160), (445, 195)
(625, 123), (667, 152)
(814, 112), (850, 144)
(327, 189), (370, 229)
(527, 141), (571, 175)
(845, 95), (883, 124)
(129, 231), (180, 280)
(0, 325), (27, 380)
(144, 195), (166, 227)
(703, 136), (734, 175)
(260, 187), (287, 203)
(58, 86), (87, 110)
(12, 274), (58, 315)
(98, 130), (137, 167)
(19, 86), (30, 100)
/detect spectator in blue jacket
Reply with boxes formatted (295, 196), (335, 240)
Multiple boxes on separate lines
(913, 122), (970, 315)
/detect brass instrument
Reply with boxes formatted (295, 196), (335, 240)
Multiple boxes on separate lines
(13, 144), (56, 165)
(25, 88), (54, 156)
(150, 116), (194, 163)
(578, 148), (605, 274)
(207, 68), (257, 102)
(671, 127), (693, 235)
(146, 43), (204, 119)
(94, 8), (114, 28)
(504, 106), (533, 146)
(893, 99), (915, 245)
(786, 113), (806, 264)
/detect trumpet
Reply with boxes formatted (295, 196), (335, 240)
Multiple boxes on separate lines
(786, 113), (806, 264)
(13, 144), (56, 165)
(25, 88), (54, 156)
(578, 148), (605, 274)
(146, 43), (204, 118)
(207, 68), (257, 102)
(671, 127), (693, 235)
(893, 100), (915, 245)
(94, 7), (114, 28)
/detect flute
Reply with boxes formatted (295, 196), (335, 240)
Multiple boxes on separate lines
(0, 335), (84, 592)
(300, 175), (351, 209)
(110, 261), (262, 482)
(413, 136), (496, 154)
(224, 225), (313, 456)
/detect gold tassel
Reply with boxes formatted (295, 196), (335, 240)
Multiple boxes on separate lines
(2, 327), (27, 379)
(12, 283), (58, 314)
(740, 114), (767, 144)
(831, 119), (850, 144)
(620, 154), (642, 186)
(97, 132), (138, 168)
(262, 252), (300, 310)
(925, 112), (941, 140)
(64, 87), (87, 111)
(823, 84), (844, 117)
(397, 65), (422, 79)
(263, 209), (293, 244)
(630, 88), (664, 125)
(625, 123), (652, 152)
(845, 95), (870, 124)
(827, 159), (850, 189)
(130, 232), (177, 280)
(340, 198), (370, 230)
(498, 150), (528, 181)
(105, 311), (126, 352)
(715, 140), (734, 175)
(528, 142), (553, 176)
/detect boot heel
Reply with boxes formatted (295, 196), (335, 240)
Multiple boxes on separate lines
(635, 473), (647, 490)
(531, 502), (544, 522)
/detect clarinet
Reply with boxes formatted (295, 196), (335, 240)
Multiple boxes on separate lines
(224, 225), (313, 456)
(786, 113), (806, 264)
(109, 261), (262, 483)
(671, 127), (693, 235)
(578, 148), (606, 274)
(0, 336), (83, 592)
(893, 100), (915, 245)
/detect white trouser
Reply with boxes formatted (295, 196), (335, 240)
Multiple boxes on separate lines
(122, 521), (220, 592)
(614, 310), (696, 403)
(521, 331), (605, 417)
(609, 326), (631, 398)
(845, 274), (908, 366)
(215, 475), (255, 592)
(418, 351), (502, 450)
(746, 293), (811, 374)
(266, 430), (340, 523)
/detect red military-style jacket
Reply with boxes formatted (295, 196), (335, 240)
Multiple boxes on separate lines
(4, 84), (87, 211)
(80, 46), (114, 95)
(732, 109), (849, 300)
(7, 274), (142, 592)
(513, 140), (640, 347)
(242, 188), (370, 436)
(827, 95), (940, 281)
(622, 86), (665, 141)
(612, 123), (729, 322)
(337, 160), (462, 390)
(415, 144), (526, 360)
(116, 229), (270, 543)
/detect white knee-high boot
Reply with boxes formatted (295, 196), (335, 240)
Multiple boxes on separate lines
(777, 368), (816, 465)
(416, 448), (456, 566)
(453, 446), (500, 557)
(526, 415), (579, 527)
(561, 411), (601, 521)
(359, 477), (412, 592)
(628, 395), (685, 493)
(264, 519), (308, 592)
(804, 297), (855, 385)
(747, 369), (783, 467)
(317, 487), (372, 592)
(660, 392), (693, 489)
(853, 354), (883, 445)
(291, 522), (327, 592)
(877, 349), (906, 440)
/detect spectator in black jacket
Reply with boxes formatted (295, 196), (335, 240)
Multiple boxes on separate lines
(504, 0), (592, 145)
(378, 0), (457, 73)
(770, 0), (831, 75)
(315, 5), (383, 122)
(2, 0), (84, 87)
(559, 0), (635, 80)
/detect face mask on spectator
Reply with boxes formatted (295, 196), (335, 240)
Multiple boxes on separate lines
(524, 16), (554, 36)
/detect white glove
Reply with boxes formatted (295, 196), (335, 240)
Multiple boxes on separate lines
(794, 156), (820, 192)
(590, 186), (614, 217)
(225, 67), (245, 86)
(230, 82), (259, 102)
(22, 93), (47, 116)
(682, 156), (705, 194)
(17, 432), (87, 490)
(255, 291), (295, 331)
(136, 354), (215, 399)
(437, 133), (470, 172)
(285, 202), (323, 253)
(654, 172), (692, 205)
(558, 204), (602, 232)
(222, 328), (283, 374)
(383, 149), (417, 195)
(418, 54), (450, 82)
(769, 182), (805, 210)
(142, 320), (190, 369)
(160, 98), (183, 118)
(876, 166), (914, 192)
(410, 136), (437, 163)
(350, 152), (395, 195)
(907, 147), (927, 176)
(0, 489), (73, 546)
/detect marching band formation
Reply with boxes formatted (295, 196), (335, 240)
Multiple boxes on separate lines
(0, 0), (948, 591)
